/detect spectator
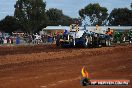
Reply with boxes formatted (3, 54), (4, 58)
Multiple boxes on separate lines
(0, 37), (3, 45)
(16, 36), (20, 45)
(34, 33), (41, 44)
(44, 34), (48, 43)
(41, 35), (45, 43)
(4, 37), (7, 45)
(28, 35), (32, 44)
(11, 36), (13, 44)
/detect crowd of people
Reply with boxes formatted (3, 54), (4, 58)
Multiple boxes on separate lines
(0, 33), (59, 46)
(0, 29), (132, 46)
(23, 33), (60, 45)
(0, 36), (14, 45)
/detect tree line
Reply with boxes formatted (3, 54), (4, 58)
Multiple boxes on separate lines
(79, 3), (132, 26)
(0, 0), (131, 34)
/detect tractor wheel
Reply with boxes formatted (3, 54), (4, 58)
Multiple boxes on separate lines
(105, 40), (109, 46)
(83, 42), (88, 48)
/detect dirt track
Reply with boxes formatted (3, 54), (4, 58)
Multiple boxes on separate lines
(0, 45), (132, 88)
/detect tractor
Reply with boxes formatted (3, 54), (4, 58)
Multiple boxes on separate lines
(56, 24), (113, 48)
(56, 24), (89, 48)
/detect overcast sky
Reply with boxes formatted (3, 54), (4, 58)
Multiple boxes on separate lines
(0, 0), (131, 20)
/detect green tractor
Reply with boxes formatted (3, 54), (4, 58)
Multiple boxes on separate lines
(113, 31), (121, 43)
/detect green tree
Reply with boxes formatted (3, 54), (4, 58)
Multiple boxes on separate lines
(0, 16), (21, 33)
(108, 8), (132, 26)
(14, 0), (48, 33)
(46, 8), (80, 26)
(79, 3), (108, 26)
(46, 8), (63, 25)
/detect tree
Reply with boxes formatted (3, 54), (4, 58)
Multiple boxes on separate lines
(46, 8), (63, 25)
(0, 16), (21, 33)
(108, 8), (132, 26)
(14, 0), (48, 33)
(79, 3), (108, 26)
(46, 8), (81, 26)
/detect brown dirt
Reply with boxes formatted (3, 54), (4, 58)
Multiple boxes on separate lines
(0, 45), (131, 88)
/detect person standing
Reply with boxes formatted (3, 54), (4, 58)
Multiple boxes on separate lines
(4, 37), (7, 45)
(16, 36), (20, 45)
(34, 33), (40, 44)
(28, 35), (32, 44)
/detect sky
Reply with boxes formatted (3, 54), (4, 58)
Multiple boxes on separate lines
(0, 0), (131, 20)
